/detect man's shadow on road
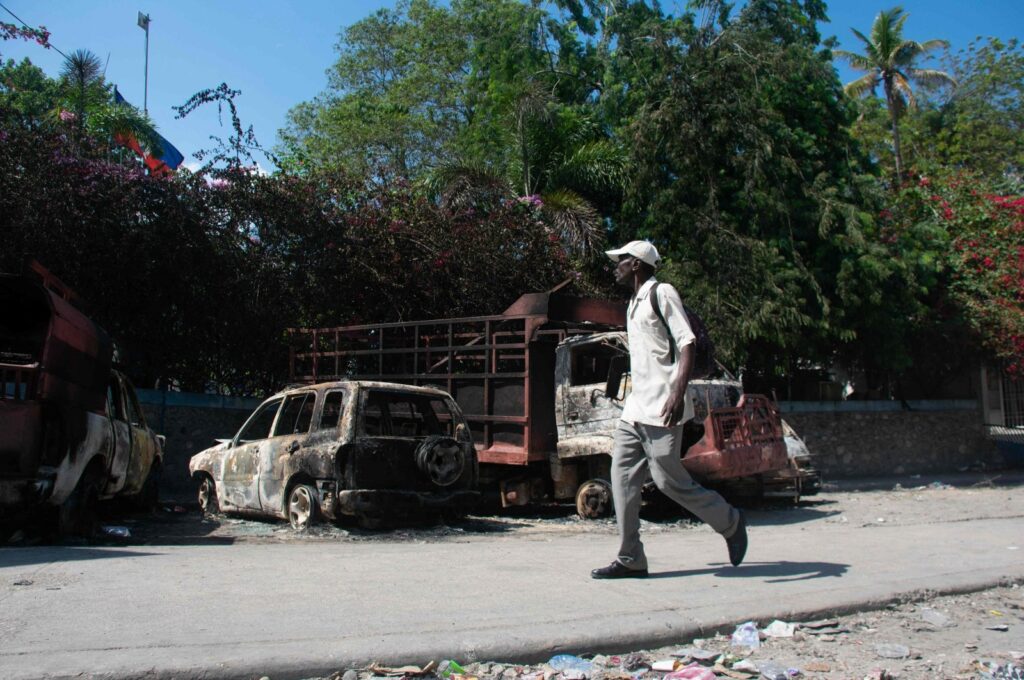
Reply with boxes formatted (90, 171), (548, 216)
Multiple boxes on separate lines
(648, 560), (849, 583)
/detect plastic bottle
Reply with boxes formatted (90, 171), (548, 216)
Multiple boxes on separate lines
(438, 660), (465, 679)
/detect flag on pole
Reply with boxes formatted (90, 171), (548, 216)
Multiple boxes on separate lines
(112, 86), (184, 176)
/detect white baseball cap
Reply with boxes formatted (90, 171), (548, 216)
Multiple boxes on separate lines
(605, 240), (662, 268)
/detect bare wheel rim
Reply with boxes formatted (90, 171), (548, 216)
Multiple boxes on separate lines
(576, 479), (612, 519)
(289, 486), (314, 529)
(198, 478), (215, 513)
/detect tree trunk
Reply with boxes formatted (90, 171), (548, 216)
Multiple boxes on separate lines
(884, 78), (903, 185)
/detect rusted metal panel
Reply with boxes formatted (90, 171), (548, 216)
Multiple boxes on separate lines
(682, 395), (789, 480)
(1, 270), (113, 414)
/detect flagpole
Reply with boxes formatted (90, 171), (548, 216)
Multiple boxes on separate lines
(138, 12), (150, 114)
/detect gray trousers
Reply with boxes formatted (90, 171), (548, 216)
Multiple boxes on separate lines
(612, 420), (739, 570)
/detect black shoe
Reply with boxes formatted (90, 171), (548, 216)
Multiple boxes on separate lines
(726, 511), (748, 567)
(591, 561), (649, 579)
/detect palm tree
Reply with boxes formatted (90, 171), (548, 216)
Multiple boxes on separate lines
(60, 49), (105, 144)
(58, 48), (162, 157)
(835, 6), (955, 182)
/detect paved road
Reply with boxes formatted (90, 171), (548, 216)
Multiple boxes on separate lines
(1, 501), (1023, 680)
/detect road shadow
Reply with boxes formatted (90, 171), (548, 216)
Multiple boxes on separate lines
(744, 499), (842, 527)
(636, 498), (842, 528)
(0, 546), (161, 567)
(2, 502), (236, 549)
(649, 559), (849, 582)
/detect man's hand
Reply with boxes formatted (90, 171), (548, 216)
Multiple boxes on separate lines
(661, 343), (694, 426)
(660, 388), (686, 426)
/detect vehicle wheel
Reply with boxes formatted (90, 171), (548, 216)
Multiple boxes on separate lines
(576, 478), (613, 519)
(287, 483), (320, 531)
(197, 475), (220, 516)
(132, 461), (162, 511)
(57, 467), (101, 538)
(415, 435), (466, 487)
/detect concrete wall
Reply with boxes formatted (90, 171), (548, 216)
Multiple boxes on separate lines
(138, 391), (1008, 500)
(139, 390), (262, 501)
(781, 401), (1003, 478)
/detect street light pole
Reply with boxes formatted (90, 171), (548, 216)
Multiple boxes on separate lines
(137, 11), (150, 114)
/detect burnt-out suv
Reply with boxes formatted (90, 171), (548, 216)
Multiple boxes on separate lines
(189, 381), (479, 528)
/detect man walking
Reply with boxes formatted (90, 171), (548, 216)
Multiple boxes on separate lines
(592, 240), (747, 579)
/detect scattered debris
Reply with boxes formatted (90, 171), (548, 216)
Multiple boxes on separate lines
(12, 579), (33, 586)
(652, 659), (679, 672)
(100, 526), (131, 538)
(802, 662), (830, 673)
(798, 619), (839, 630)
(664, 663), (715, 680)
(732, 660), (760, 673)
(919, 607), (952, 628)
(861, 671), (893, 680)
(762, 620), (795, 638)
(548, 655), (592, 674)
(874, 643), (910, 659)
(757, 661), (797, 679)
(975, 662), (1024, 679)
(987, 624), (1010, 632)
(673, 649), (718, 663)
(368, 662), (437, 676)
(438, 661), (465, 679)
(731, 622), (760, 649)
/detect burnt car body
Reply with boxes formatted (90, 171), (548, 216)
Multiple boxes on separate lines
(0, 266), (164, 535)
(188, 381), (479, 528)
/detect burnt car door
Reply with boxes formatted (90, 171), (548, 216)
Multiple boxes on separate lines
(103, 375), (133, 495)
(258, 390), (317, 514)
(223, 397), (282, 511)
(119, 375), (158, 496)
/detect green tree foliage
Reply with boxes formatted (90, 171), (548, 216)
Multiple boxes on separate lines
(835, 6), (954, 182)
(938, 38), (1024, 183)
(0, 57), (60, 126)
(619, 0), (900, 378)
(278, 0), (472, 179)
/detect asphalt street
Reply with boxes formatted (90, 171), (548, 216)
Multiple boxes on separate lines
(1, 496), (1022, 680)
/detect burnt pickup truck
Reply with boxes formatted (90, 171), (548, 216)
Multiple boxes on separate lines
(0, 266), (164, 536)
(288, 284), (819, 518)
(189, 381), (479, 528)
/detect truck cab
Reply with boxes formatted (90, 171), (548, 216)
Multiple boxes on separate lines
(554, 331), (818, 516)
(0, 266), (164, 536)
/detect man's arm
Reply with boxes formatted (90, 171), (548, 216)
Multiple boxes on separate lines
(658, 284), (696, 427)
(661, 342), (694, 426)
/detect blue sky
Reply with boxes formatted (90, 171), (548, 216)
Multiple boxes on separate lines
(2, 1), (1021, 172)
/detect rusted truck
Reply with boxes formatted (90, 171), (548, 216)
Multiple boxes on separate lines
(288, 284), (818, 517)
(0, 265), (164, 536)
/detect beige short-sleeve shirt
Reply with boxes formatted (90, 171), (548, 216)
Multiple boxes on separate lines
(620, 278), (696, 427)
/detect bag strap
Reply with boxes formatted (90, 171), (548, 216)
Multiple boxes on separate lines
(650, 282), (677, 364)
